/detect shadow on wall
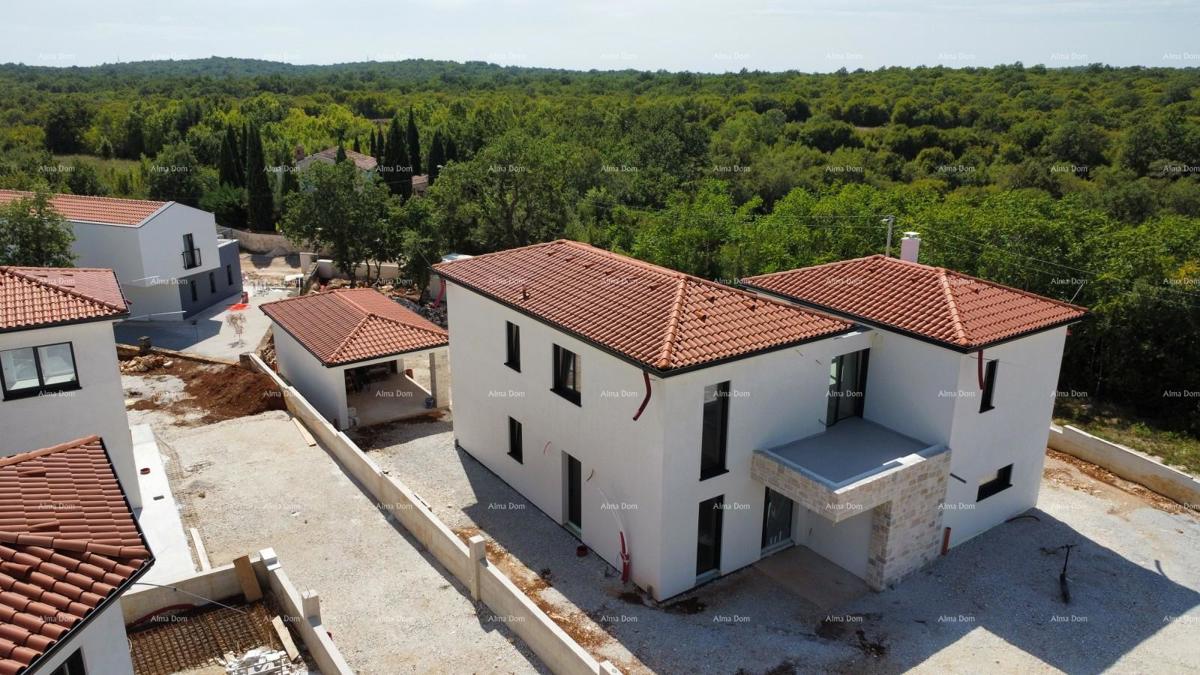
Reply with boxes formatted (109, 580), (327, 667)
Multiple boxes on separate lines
(837, 509), (1200, 672)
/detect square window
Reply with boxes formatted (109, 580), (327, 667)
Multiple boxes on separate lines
(1, 343), (79, 399)
(1, 347), (39, 393)
(37, 344), (77, 386)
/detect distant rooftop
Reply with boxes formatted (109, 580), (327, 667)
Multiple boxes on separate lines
(295, 147), (378, 172)
(0, 189), (167, 227)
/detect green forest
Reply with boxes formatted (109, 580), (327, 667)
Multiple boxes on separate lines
(1, 57), (1198, 443)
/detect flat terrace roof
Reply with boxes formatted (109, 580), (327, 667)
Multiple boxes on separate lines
(763, 417), (942, 489)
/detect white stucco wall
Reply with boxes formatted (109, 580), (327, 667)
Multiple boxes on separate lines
(28, 594), (134, 675)
(271, 326), (348, 429)
(860, 330), (960, 446)
(794, 504), (874, 579)
(136, 203), (220, 282)
(0, 320), (139, 508)
(942, 326), (1068, 545)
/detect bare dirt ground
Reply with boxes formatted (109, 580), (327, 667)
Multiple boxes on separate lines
(365, 424), (1200, 675)
(122, 354), (285, 426)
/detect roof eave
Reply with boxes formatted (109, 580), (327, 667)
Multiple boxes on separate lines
(0, 310), (130, 334)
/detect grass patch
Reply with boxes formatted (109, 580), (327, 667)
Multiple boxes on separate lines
(1055, 399), (1200, 475)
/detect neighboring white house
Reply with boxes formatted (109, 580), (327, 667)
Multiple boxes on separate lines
(262, 288), (450, 430)
(0, 266), (142, 508)
(0, 190), (243, 321)
(434, 240), (1087, 600)
(0, 434), (154, 675)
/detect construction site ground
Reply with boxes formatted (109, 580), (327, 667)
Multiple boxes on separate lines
(361, 420), (1200, 675)
(123, 360), (546, 674)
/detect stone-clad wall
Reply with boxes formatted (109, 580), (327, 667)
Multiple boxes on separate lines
(751, 448), (951, 590)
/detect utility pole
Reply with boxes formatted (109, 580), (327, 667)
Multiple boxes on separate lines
(883, 215), (895, 257)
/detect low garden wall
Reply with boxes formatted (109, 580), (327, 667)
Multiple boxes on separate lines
(220, 227), (303, 255)
(1049, 424), (1200, 509)
(246, 354), (617, 675)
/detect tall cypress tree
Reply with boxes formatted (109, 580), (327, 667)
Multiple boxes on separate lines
(352, 136), (361, 154)
(382, 116), (410, 198)
(406, 108), (421, 176)
(218, 126), (243, 187)
(427, 130), (445, 186)
(335, 139), (347, 164)
(444, 135), (458, 164)
(245, 125), (274, 230)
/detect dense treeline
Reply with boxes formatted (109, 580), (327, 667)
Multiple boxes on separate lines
(0, 58), (1197, 432)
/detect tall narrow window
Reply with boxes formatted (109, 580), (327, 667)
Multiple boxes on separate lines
(188, 280), (198, 302)
(182, 233), (200, 269)
(979, 359), (998, 413)
(209, 271), (216, 293)
(226, 264), (234, 286)
(827, 349), (869, 426)
(552, 344), (581, 405)
(505, 322), (521, 372)
(700, 381), (730, 480)
(696, 495), (724, 577)
(508, 417), (523, 464)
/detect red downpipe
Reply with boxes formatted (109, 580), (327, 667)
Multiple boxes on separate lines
(632, 371), (652, 421)
(976, 349), (985, 390)
(620, 532), (631, 582)
(432, 280), (447, 309)
(941, 527), (952, 556)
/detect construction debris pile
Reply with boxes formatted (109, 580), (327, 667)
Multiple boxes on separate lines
(224, 647), (299, 675)
(395, 296), (447, 328)
(120, 354), (172, 373)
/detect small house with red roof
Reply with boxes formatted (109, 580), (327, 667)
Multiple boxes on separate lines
(434, 239), (1087, 600)
(0, 435), (154, 675)
(261, 288), (449, 430)
(0, 267), (141, 510)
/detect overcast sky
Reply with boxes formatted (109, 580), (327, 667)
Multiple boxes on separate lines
(4, 1), (1198, 72)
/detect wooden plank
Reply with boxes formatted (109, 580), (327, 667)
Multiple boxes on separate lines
(233, 555), (263, 602)
(292, 417), (316, 446)
(272, 615), (300, 660)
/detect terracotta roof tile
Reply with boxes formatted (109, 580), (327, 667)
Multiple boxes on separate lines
(433, 240), (854, 373)
(0, 190), (167, 227)
(262, 288), (448, 366)
(742, 255), (1088, 351)
(0, 436), (152, 675)
(0, 267), (128, 332)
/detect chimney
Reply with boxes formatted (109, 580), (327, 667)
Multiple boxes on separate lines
(900, 232), (921, 262)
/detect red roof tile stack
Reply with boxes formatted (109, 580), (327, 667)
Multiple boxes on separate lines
(0, 436), (152, 675)
(0, 267), (128, 332)
(261, 288), (449, 366)
(742, 255), (1087, 350)
(0, 190), (166, 227)
(433, 240), (854, 373)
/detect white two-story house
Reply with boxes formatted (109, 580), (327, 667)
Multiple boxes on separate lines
(434, 239), (1087, 601)
(0, 190), (243, 320)
(0, 266), (142, 508)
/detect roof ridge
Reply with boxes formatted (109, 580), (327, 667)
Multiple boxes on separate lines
(327, 314), (372, 362)
(0, 266), (127, 315)
(655, 277), (689, 369)
(744, 254), (889, 282)
(936, 269), (969, 345)
(0, 435), (101, 469)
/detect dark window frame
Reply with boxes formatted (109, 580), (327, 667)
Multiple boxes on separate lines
(827, 348), (869, 427)
(976, 464), (1013, 501)
(48, 648), (86, 675)
(979, 359), (998, 413)
(700, 381), (730, 480)
(182, 233), (201, 269)
(505, 322), (521, 372)
(208, 271), (216, 294)
(226, 263), (234, 286)
(696, 495), (724, 576)
(508, 417), (523, 464)
(0, 342), (81, 401)
(188, 279), (198, 302)
(551, 344), (581, 406)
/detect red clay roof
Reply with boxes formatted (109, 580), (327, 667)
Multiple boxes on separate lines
(742, 255), (1088, 351)
(0, 267), (128, 332)
(262, 288), (448, 366)
(433, 240), (854, 373)
(297, 147), (379, 172)
(0, 190), (167, 227)
(0, 436), (152, 675)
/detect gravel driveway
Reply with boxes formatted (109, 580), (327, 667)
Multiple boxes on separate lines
(363, 421), (1200, 675)
(159, 411), (546, 674)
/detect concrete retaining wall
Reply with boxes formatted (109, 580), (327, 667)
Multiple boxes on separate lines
(120, 549), (352, 674)
(1049, 424), (1200, 509)
(246, 354), (616, 675)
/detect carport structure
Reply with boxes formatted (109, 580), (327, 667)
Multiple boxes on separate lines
(262, 288), (449, 430)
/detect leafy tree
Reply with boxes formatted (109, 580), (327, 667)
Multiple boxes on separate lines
(123, 107), (146, 159)
(799, 116), (862, 153)
(65, 160), (107, 196)
(146, 142), (206, 206)
(0, 191), (76, 267)
(280, 161), (392, 286)
(244, 125), (274, 230)
(44, 101), (91, 154)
